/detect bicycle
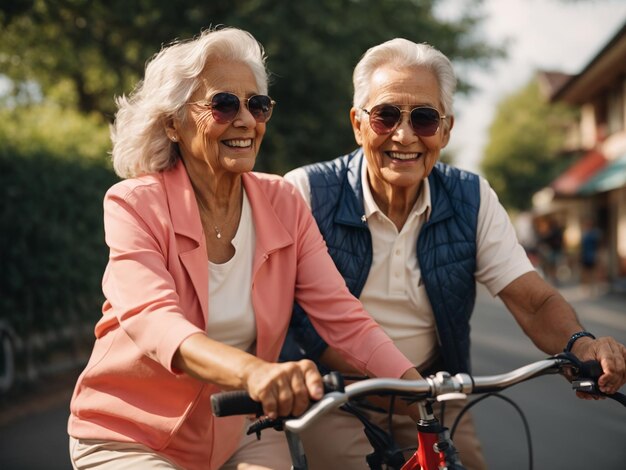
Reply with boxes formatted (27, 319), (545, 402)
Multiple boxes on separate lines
(211, 352), (626, 470)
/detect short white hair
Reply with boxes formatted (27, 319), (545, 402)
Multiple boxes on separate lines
(353, 38), (456, 120)
(110, 27), (268, 179)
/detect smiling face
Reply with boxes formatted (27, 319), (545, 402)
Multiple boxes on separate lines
(170, 60), (266, 180)
(351, 65), (453, 199)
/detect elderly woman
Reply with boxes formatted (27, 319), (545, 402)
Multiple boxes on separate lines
(279, 38), (626, 469)
(67, 28), (421, 470)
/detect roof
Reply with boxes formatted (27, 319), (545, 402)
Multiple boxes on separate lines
(551, 21), (626, 104)
(578, 153), (626, 195)
(537, 71), (573, 100)
(551, 149), (608, 196)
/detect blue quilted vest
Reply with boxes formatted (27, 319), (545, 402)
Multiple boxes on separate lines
(281, 149), (480, 374)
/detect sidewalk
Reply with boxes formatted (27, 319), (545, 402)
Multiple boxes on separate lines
(0, 368), (79, 428)
(555, 282), (626, 341)
(558, 282), (626, 313)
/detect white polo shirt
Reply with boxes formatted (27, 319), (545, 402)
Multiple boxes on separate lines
(284, 159), (533, 368)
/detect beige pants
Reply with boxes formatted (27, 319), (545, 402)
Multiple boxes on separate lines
(228, 400), (487, 470)
(69, 436), (183, 469)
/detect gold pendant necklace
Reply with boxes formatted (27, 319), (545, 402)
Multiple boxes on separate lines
(194, 191), (242, 240)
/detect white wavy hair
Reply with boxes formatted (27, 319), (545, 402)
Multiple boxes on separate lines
(110, 27), (269, 178)
(353, 38), (456, 125)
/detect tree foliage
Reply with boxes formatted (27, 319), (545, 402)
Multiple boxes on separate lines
(480, 79), (578, 211)
(0, 104), (111, 161)
(0, 0), (503, 173)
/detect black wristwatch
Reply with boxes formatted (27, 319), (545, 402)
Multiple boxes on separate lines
(564, 331), (596, 353)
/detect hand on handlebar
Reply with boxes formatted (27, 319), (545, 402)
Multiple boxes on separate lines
(569, 336), (626, 397)
(241, 359), (324, 419)
(211, 353), (626, 433)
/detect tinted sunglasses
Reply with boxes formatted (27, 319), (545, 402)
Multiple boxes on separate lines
(361, 104), (447, 136)
(189, 92), (276, 124)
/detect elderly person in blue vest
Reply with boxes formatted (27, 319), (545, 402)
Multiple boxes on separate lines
(276, 38), (626, 469)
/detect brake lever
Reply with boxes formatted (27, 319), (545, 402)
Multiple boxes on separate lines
(246, 416), (289, 439)
(244, 371), (348, 440)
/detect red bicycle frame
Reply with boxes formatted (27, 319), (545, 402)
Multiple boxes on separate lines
(403, 432), (441, 470)
(402, 401), (464, 470)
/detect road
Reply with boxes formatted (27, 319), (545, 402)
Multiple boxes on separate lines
(469, 285), (626, 469)
(0, 285), (624, 469)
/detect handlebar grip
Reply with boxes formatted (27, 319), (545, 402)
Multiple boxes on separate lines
(577, 360), (603, 380)
(211, 390), (262, 417)
(210, 372), (345, 418)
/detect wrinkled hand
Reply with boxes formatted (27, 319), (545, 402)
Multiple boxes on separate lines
(242, 359), (323, 418)
(571, 336), (626, 398)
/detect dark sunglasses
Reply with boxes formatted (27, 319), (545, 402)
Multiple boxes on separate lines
(361, 104), (447, 136)
(189, 92), (276, 124)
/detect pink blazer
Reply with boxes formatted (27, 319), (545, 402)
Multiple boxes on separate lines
(68, 159), (413, 469)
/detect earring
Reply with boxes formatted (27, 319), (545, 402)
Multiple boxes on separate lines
(169, 134), (178, 142)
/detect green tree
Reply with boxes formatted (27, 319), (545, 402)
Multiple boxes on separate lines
(1, 0), (503, 173)
(481, 78), (578, 211)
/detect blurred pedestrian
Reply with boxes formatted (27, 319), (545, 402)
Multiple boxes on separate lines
(515, 211), (541, 270)
(539, 216), (565, 285)
(580, 217), (603, 295)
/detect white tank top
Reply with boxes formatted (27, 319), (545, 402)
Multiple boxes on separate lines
(207, 190), (257, 353)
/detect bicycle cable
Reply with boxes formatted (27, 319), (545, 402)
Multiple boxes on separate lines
(450, 392), (534, 470)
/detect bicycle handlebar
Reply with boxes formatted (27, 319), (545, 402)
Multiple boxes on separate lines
(211, 354), (618, 433)
(284, 357), (573, 432)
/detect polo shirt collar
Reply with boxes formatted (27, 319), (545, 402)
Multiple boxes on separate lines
(360, 155), (432, 222)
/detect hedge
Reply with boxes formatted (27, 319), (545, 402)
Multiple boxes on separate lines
(0, 104), (117, 341)
(0, 149), (119, 338)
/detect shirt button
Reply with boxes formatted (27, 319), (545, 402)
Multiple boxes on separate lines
(395, 249), (401, 255)
(394, 271), (400, 278)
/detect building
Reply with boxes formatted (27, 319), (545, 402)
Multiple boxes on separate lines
(533, 21), (626, 289)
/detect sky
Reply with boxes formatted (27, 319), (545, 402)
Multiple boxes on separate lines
(438, 0), (626, 174)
